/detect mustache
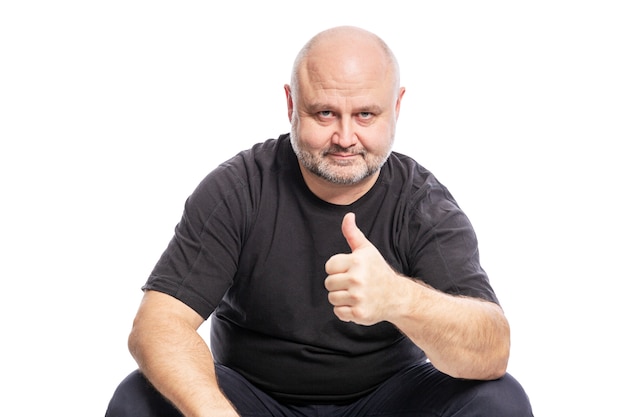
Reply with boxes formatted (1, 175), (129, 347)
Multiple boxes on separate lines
(322, 145), (366, 156)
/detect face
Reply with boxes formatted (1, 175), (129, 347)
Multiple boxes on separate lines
(286, 49), (405, 187)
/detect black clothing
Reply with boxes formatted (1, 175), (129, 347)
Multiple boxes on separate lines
(144, 134), (497, 403)
(106, 364), (534, 417)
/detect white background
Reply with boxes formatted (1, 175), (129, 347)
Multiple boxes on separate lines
(1, 1), (624, 415)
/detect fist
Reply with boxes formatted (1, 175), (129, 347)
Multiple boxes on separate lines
(324, 212), (397, 325)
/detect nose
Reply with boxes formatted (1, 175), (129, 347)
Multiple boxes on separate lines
(331, 119), (358, 149)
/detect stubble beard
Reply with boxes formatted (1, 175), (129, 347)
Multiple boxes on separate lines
(290, 128), (392, 186)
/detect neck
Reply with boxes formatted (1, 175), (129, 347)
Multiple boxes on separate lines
(299, 165), (380, 205)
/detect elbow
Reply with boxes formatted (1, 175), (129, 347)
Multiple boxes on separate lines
(479, 306), (511, 380)
(127, 319), (150, 365)
(127, 323), (141, 362)
(475, 335), (511, 380)
(491, 341), (511, 379)
(475, 326), (510, 380)
(442, 332), (511, 380)
(480, 353), (509, 380)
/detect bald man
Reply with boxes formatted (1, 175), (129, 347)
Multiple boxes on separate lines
(106, 26), (533, 417)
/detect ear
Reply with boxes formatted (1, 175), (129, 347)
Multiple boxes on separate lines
(395, 87), (406, 120)
(284, 84), (294, 122)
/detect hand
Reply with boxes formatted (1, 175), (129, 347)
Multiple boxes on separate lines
(324, 212), (399, 325)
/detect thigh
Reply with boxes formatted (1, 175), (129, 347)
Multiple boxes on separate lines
(215, 364), (300, 417)
(105, 367), (306, 417)
(105, 370), (183, 417)
(346, 362), (534, 417)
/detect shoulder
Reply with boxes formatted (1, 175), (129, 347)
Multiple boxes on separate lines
(382, 151), (465, 226)
(383, 152), (455, 202)
(184, 134), (296, 219)
(195, 134), (293, 192)
(217, 134), (291, 175)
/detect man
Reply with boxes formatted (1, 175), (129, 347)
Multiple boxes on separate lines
(106, 26), (533, 416)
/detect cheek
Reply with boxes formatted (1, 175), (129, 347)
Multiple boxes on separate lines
(296, 120), (332, 148)
(360, 124), (395, 151)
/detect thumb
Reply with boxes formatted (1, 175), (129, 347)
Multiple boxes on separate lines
(342, 212), (370, 252)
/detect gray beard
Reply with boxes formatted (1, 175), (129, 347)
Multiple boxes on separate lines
(290, 130), (390, 185)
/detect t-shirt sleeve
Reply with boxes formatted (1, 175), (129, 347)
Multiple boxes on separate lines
(142, 162), (251, 319)
(408, 179), (499, 304)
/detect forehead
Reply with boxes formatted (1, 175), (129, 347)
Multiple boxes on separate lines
(296, 56), (395, 108)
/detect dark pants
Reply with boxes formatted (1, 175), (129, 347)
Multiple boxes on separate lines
(105, 362), (533, 417)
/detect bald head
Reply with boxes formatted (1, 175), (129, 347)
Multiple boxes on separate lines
(284, 26), (405, 194)
(290, 26), (401, 99)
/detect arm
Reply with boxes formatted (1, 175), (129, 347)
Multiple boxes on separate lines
(385, 278), (509, 380)
(128, 290), (239, 417)
(325, 213), (509, 380)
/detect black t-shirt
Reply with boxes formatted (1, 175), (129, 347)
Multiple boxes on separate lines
(144, 134), (498, 404)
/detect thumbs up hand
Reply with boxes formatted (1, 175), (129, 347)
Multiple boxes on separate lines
(325, 212), (400, 325)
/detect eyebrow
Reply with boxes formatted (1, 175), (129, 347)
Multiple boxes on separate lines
(305, 102), (384, 114)
(355, 105), (384, 114)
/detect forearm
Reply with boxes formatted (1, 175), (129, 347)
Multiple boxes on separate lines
(128, 294), (239, 417)
(389, 277), (510, 380)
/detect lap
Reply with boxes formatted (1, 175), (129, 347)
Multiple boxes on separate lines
(347, 362), (533, 417)
(105, 363), (533, 417)
(105, 370), (182, 417)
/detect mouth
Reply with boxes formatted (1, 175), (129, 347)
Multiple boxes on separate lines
(325, 151), (363, 166)
(328, 152), (358, 159)
(324, 146), (364, 158)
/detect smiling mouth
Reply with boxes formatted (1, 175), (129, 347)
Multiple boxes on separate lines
(325, 153), (364, 168)
(323, 146), (364, 157)
(329, 152), (357, 159)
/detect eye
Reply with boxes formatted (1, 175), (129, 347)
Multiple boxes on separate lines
(358, 112), (373, 119)
(318, 110), (334, 118)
